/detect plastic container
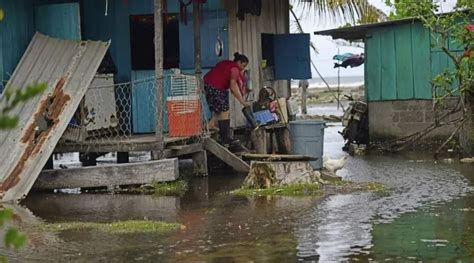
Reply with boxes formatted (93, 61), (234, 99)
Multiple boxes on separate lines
(289, 120), (326, 169)
(167, 96), (202, 137)
(254, 110), (274, 125)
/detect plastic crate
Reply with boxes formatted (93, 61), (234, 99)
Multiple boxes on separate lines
(167, 95), (202, 137)
(254, 110), (274, 125)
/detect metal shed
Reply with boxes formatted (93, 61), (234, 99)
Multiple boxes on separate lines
(315, 17), (462, 102)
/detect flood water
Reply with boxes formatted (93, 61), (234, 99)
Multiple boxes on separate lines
(3, 106), (474, 262)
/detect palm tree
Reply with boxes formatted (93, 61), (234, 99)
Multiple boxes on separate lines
(292, 0), (387, 24)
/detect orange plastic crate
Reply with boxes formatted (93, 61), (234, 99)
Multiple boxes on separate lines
(167, 96), (202, 137)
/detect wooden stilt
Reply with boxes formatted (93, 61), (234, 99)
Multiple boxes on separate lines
(192, 150), (208, 176)
(276, 127), (292, 154)
(251, 128), (267, 154)
(117, 152), (129, 164)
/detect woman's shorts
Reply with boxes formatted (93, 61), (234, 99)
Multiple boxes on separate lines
(205, 85), (229, 113)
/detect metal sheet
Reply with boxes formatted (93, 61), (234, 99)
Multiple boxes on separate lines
(0, 33), (109, 202)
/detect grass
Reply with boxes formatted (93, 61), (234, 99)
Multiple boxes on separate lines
(231, 183), (322, 197)
(231, 181), (387, 197)
(152, 180), (188, 196)
(44, 220), (183, 234)
(120, 180), (189, 196)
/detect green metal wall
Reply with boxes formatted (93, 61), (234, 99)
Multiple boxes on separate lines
(366, 22), (431, 101)
(365, 21), (460, 102)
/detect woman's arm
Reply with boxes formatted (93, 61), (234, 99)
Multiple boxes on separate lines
(230, 79), (248, 107)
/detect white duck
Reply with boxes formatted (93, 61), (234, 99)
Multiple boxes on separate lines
(323, 155), (348, 174)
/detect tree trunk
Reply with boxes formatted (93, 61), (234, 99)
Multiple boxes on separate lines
(460, 92), (474, 155)
(243, 161), (322, 189)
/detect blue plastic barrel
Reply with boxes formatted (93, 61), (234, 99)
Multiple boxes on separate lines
(289, 120), (326, 169)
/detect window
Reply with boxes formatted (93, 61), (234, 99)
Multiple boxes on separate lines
(130, 14), (180, 70)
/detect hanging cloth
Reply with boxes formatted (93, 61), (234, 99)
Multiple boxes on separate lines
(334, 54), (365, 68)
(237, 0), (262, 21)
(332, 53), (355, 62)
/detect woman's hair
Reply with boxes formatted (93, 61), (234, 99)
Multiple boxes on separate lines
(233, 52), (249, 64)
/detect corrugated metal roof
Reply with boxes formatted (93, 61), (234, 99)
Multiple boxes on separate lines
(314, 17), (418, 40)
(0, 33), (109, 202)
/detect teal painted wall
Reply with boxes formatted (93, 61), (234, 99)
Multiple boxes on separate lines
(35, 3), (81, 40)
(82, 0), (225, 83)
(366, 22), (431, 101)
(0, 0), (225, 85)
(0, 0), (34, 85)
(365, 21), (460, 102)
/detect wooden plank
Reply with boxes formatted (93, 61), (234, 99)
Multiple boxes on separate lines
(411, 23), (432, 99)
(34, 158), (179, 190)
(164, 143), (203, 157)
(54, 135), (190, 153)
(366, 29), (381, 101)
(380, 28), (397, 100)
(242, 153), (318, 161)
(203, 138), (250, 173)
(395, 24), (415, 99)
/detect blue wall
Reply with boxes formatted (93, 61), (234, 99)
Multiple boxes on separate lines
(82, 0), (226, 83)
(0, 0), (34, 84)
(0, 0), (226, 85)
(0, 0), (225, 134)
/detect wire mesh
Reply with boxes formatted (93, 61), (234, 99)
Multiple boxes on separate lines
(59, 72), (209, 153)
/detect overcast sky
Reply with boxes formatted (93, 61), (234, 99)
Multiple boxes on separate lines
(291, 0), (458, 78)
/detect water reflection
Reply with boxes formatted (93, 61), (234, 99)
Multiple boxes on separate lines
(23, 193), (180, 222)
(296, 154), (473, 261)
(2, 118), (474, 262)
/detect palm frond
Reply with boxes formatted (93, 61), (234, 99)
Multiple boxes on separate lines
(291, 0), (388, 24)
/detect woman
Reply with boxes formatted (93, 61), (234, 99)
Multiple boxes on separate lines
(204, 52), (249, 146)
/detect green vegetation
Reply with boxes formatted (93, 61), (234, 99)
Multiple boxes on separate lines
(121, 180), (189, 196)
(232, 181), (386, 197)
(0, 82), (47, 129)
(44, 220), (183, 234)
(232, 183), (322, 197)
(0, 209), (27, 250)
(153, 180), (188, 196)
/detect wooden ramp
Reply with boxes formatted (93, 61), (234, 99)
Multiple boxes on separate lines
(203, 138), (250, 173)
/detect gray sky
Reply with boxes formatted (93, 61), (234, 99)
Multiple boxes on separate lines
(292, 0), (458, 78)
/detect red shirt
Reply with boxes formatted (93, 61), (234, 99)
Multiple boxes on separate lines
(204, 60), (240, 91)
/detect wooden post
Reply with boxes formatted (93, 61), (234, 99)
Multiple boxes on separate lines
(276, 127), (292, 154)
(193, 1), (202, 77)
(251, 128), (267, 154)
(300, 80), (308, 115)
(153, 0), (164, 160)
(192, 150), (208, 176)
(117, 152), (129, 164)
(193, 0), (204, 110)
